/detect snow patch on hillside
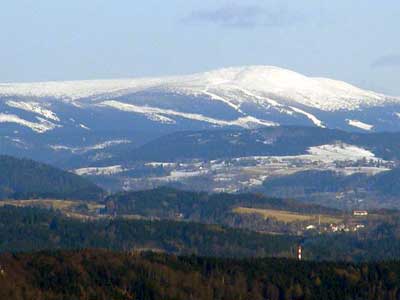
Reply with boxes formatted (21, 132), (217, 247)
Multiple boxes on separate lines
(202, 90), (243, 112)
(307, 143), (378, 161)
(232, 143), (381, 164)
(50, 139), (131, 154)
(0, 78), (165, 101)
(145, 162), (178, 168)
(0, 113), (59, 133)
(346, 119), (374, 131)
(74, 165), (126, 176)
(79, 123), (90, 130)
(99, 100), (277, 128)
(6, 101), (60, 121)
(289, 106), (325, 128)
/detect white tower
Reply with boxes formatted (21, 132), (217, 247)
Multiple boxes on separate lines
(297, 245), (302, 261)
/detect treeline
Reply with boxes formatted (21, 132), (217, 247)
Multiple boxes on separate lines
(0, 155), (103, 201)
(0, 206), (298, 258)
(2, 249), (400, 300)
(4, 206), (400, 261)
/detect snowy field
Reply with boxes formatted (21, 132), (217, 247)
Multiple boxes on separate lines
(75, 143), (392, 193)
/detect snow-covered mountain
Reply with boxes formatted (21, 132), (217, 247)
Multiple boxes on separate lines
(0, 66), (399, 164)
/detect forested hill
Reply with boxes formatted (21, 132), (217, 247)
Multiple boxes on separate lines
(104, 187), (341, 234)
(0, 155), (103, 201)
(106, 187), (339, 217)
(262, 168), (400, 200)
(0, 206), (298, 257)
(2, 250), (400, 300)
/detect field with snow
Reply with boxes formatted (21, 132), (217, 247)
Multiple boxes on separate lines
(77, 143), (392, 193)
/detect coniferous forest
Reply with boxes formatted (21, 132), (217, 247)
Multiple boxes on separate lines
(2, 250), (400, 300)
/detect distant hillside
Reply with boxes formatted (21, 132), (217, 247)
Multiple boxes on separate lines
(262, 170), (367, 195)
(262, 168), (400, 207)
(105, 126), (400, 164)
(0, 155), (103, 201)
(369, 168), (400, 197)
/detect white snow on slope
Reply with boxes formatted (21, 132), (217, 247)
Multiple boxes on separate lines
(6, 101), (60, 121)
(99, 100), (278, 128)
(307, 143), (378, 161)
(0, 113), (58, 133)
(201, 89), (243, 112)
(164, 170), (208, 180)
(0, 78), (165, 101)
(145, 162), (178, 168)
(0, 66), (396, 112)
(172, 66), (391, 111)
(289, 106), (325, 128)
(346, 119), (374, 131)
(50, 139), (131, 153)
(74, 165), (126, 176)
(79, 123), (90, 130)
(231, 143), (380, 164)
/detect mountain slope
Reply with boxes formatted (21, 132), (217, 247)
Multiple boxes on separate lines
(103, 126), (400, 163)
(0, 155), (103, 200)
(1, 66), (400, 167)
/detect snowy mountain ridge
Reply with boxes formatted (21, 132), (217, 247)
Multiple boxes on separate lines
(1, 65), (400, 164)
(0, 66), (397, 112)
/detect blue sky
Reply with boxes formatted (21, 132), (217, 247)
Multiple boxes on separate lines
(1, 0), (399, 94)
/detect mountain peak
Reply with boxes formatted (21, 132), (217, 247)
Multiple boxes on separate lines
(167, 65), (392, 112)
(0, 65), (399, 136)
(0, 65), (394, 109)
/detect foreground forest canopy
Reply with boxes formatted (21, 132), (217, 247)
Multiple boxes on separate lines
(2, 249), (400, 300)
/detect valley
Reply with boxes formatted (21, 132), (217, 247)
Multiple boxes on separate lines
(90, 143), (390, 194)
(67, 127), (399, 209)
